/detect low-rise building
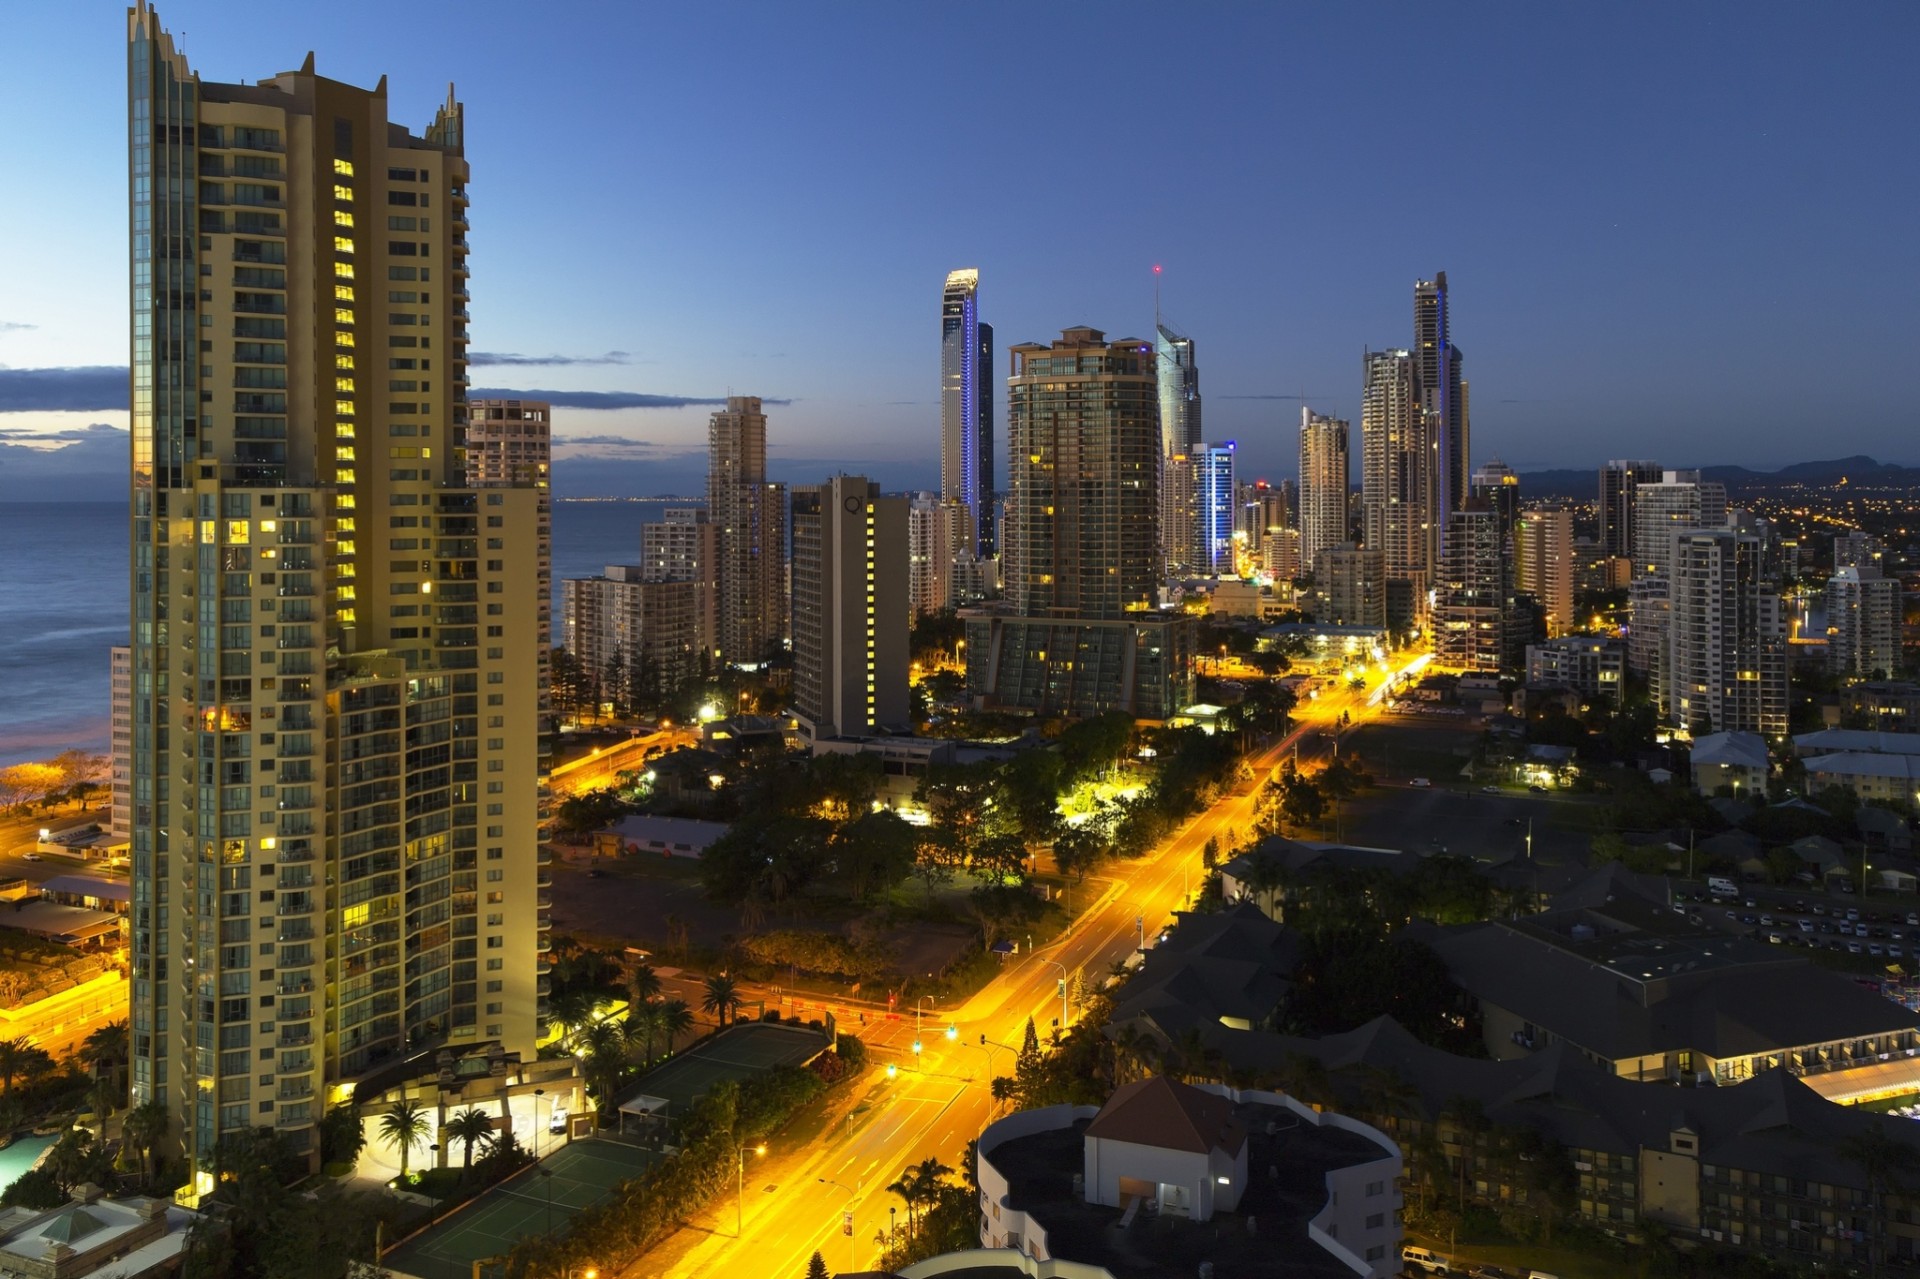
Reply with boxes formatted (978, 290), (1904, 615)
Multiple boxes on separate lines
(977, 1079), (1402, 1278)
(1690, 730), (1770, 796)
(0, 1186), (199, 1279)
(595, 813), (731, 860)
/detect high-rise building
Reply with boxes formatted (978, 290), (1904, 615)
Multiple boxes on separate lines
(1195, 442), (1237, 576)
(1827, 566), (1903, 679)
(1526, 636), (1627, 706)
(940, 270), (994, 559)
(1514, 507), (1576, 637)
(906, 493), (957, 622)
(642, 508), (717, 588)
(468, 399), (554, 741)
(1263, 528), (1301, 582)
(1631, 471), (1729, 579)
(1161, 453), (1199, 574)
(707, 396), (787, 665)
(964, 328), (1194, 719)
(127, 5), (545, 1158)
(1317, 543), (1387, 629)
(1661, 529), (1788, 737)
(638, 507), (719, 678)
(1298, 408), (1350, 576)
(1360, 349), (1435, 593)
(1833, 530), (1888, 575)
(1470, 459), (1520, 535)
(1434, 504), (1515, 672)
(1599, 460), (1662, 561)
(1155, 321), (1201, 458)
(791, 476), (910, 741)
(562, 566), (711, 705)
(109, 646), (132, 844)
(1414, 273), (1467, 531)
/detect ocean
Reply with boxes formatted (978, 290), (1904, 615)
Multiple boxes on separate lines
(0, 498), (694, 768)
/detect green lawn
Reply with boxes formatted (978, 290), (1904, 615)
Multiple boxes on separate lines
(1404, 1232), (1625, 1279)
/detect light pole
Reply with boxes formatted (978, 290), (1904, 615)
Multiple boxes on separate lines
(735, 1141), (766, 1237)
(538, 1167), (554, 1238)
(532, 1087), (545, 1162)
(1038, 958), (1070, 1034)
(914, 995), (936, 1058)
(819, 1176), (860, 1274)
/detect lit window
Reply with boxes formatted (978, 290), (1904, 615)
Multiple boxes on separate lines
(335, 354), (354, 370)
(337, 447), (356, 462)
(336, 425), (355, 440)
(337, 584), (356, 601)
(333, 236), (354, 255)
(335, 329), (354, 347)
(333, 184), (352, 202)
(336, 377), (355, 393)
(335, 468), (356, 486)
(338, 607), (356, 624)
(334, 308), (354, 326)
(333, 210), (353, 228)
(334, 284), (354, 302)
(335, 262), (354, 280)
(333, 159), (354, 177)
(339, 494), (355, 510)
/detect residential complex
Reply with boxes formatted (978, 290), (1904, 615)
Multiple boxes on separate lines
(905, 492), (957, 621)
(963, 328), (1194, 719)
(1513, 506), (1575, 636)
(126, 4), (545, 1163)
(1599, 458), (1662, 561)
(789, 475), (909, 741)
(1193, 441), (1236, 576)
(1413, 272), (1467, 538)
(1827, 561), (1903, 678)
(1315, 543), (1387, 630)
(1359, 348), (1433, 597)
(1525, 635), (1626, 705)
(707, 396), (787, 665)
(1433, 502), (1515, 672)
(1657, 528), (1789, 736)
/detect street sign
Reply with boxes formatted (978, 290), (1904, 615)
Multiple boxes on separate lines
(843, 1211), (853, 1237)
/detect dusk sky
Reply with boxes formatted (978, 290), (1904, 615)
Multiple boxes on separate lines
(1, 1), (1916, 494)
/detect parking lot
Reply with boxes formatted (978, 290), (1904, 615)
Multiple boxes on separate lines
(1680, 884), (1920, 966)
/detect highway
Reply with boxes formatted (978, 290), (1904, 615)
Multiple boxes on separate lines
(641, 667), (1395, 1278)
(548, 728), (696, 797)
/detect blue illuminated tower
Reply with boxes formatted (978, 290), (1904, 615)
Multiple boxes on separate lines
(941, 269), (994, 558)
(1196, 442), (1237, 575)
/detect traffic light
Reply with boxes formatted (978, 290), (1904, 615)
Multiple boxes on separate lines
(1056, 978), (1066, 997)
(979, 1033), (987, 1045)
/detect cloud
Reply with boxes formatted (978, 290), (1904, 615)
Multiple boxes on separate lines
(0, 366), (127, 412)
(468, 350), (632, 367)
(1217, 394), (1317, 401)
(0, 322), (37, 334)
(0, 422), (124, 444)
(471, 387), (791, 409)
(551, 434), (663, 449)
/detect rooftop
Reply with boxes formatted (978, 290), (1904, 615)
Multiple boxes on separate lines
(990, 1109), (1383, 1279)
(1794, 728), (1920, 756)
(1085, 1076), (1244, 1156)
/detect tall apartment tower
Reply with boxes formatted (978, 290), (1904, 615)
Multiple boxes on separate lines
(1599, 460), (1662, 561)
(906, 493), (956, 622)
(940, 270), (995, 559)
(1413, 273), (1467, 530)
(468, 398), (554, 733)
(1434, 504), (1515, 672)
(1195, 442), (1237, 576)
(1155, 321), (1201, 457)
(1360, 349), (1435, 593)
(1470, 458), (1520, 536)
(791, 476), (910, 741)
(707, 397), (787, 665)
(1662, 530), (1788, 736)
(1317, 543), (1388, 629)
(1631, 471), (1729, 579)
(1298, 408), (1350, 576)
(126, 5), (544, 1161)
(1155, 323), (1202, 575)
(110, 646), (133, 844)
(963, 328), (1194, 718)
(1161, 453), (1199, 575)
(1514, 507), (1576, 637)
(1827, 565), (1903, 679)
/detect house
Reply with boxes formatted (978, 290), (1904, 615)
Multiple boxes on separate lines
(1690, 731), (1770, 796)
(1220, 839), (1419, 926)
(1858, 805), (1915, 854)
(1105, 904), (1301, 1040)
(1697, 829), (1765, 880)
(975, 1081), (1403, 1278)
(0, 1185), (199, 1279)
(1083, 1077), (1248, 1220)
(1787, 835), (1849, 886)
(595, 813), (730, 860)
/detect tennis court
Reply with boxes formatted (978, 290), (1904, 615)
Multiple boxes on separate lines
(615, 1019), (830, 1129)
(383, 1139), (654, 1279)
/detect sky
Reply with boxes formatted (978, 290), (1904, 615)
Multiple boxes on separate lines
(2, 0), (1917, 496)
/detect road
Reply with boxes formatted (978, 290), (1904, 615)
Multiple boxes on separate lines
(643, 700), (1368, 1278)
(549, 728), (696, 797)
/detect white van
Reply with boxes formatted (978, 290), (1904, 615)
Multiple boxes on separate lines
(1526, 1271), (1561, 1279)
(1402, 1245), (1453, 1274)
(1707, 876), (1738, 898)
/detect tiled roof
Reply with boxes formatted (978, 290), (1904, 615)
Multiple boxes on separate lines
(1085, 1076), (1246, 1156)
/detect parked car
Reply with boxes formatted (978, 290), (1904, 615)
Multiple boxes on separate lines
(1528, 784), (1549, 794)
(1409, 778), (1433, 788)
(1402, 1246), (1454, 1275)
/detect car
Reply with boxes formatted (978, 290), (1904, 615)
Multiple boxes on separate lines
(1820, 922), (1837, 934)
(1792, 899), (1809, 913)
(1812, 903), (1827, 916)
(1907, 913), (1919, 927)
(21, 852), (41, 862)
(1469, 1267), (1519, 1279)
(1871, 944), (1887, 957)
(1849, 941), (1866, 955)
(1893, 946), (1907, 960)
(1724, 909), (1738, 919)
(1828, 939), (1846, 951)
(1740, 914), (1758, 925)
(1402, 1246), (1453, 1275)
(1767, 931), (1785, 945)
(1848, 908), (1862, 922)
(1528, 784), (1549, 794)
(586, 868), (605, 878)
(1798, 919), (1815, 932)
(1480, 785), (1501, 794)
(1759, 915), (1775, 927)
(1409, 778), (1433, 788)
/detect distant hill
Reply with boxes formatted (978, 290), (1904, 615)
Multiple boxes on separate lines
(1518, 455), (1920, 500)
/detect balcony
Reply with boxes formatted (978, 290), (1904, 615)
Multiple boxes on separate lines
(278, 1027), (313, 1049)
(277, 979), (314, 996)
(276, 1079), (314, 1100)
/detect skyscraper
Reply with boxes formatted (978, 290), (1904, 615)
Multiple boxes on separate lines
(1156, 321), (1201, 457)
(707, 396), (788, 665)
(127, 4), (545, 1160)
(1661, 530), (1788, 736)
(964, 328), (1194, 718)
(1631, 471), (1729, 579)
(1317, 543), (1387, 629)
(906, 493), (956, 622)
(1360, 348), (1436, 593)
(109, 646), (132, 845)
(1827, 565), (1903, 679)
(1599, 460), (1662, 561)
(1161, 453), (1199, 574)
(940, 270), (994, 558)
(1298, 408), (1350, 576)
(1414, 273), (1467, 530)
(790, 476), (910, 741)
(1514, 507), (1576, 637)
(1434, 504), (1516, 672)
(1195, 442), (1237, 576)
(1470, 458), (1520, 536)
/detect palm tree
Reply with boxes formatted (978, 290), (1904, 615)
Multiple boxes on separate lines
(579, 1018), (631, 1107)
(81, 1021), (130, 1095)
(546, 989), (596, 1042)
(630, 961), (662, 1007)
(702, 974), (742, 1028)
(886, 1165), (923, 1241)
(0, 1038), (35, 1099)
(378, 1097), (432, 1180)
(658, 998), (694, 1055)
(629, 1000), (667, 1065)
(123, 1098), (169, 1186)
(443, 1107), (494, 1173)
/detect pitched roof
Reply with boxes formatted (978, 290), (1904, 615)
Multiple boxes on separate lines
(1692, 731), (1770, 770)
(1085, 1075), (1246, 1156)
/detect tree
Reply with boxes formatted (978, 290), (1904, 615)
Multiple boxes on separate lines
(124, 1098), (170, 1185)
(629, 1000), (667, 1065)
(805, 1251), (830, 1279)
(659, 998), (695, 1054)
(444, 1107), (494, 1173)
(377, 1098), (431, 1180)
(0, 1038), (49, 1099)
(317, 1103), (364, 1169)
(579, 1017), (632, 1109)
(45, 1126), (112, 1191)
(702, 974), (743, 1028)
(833, 809), (919, 902)
(82, 1019), (130, 1102)
(630, 960), (663, 1007)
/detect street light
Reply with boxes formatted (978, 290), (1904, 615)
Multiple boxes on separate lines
(532, 1087), (545, 1162)
(1038, 958), (1070, 1033)
(819, 1176), (860, 1274)
(735, 1141), (766, 1237)
(538, 1167), (554, 1238)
